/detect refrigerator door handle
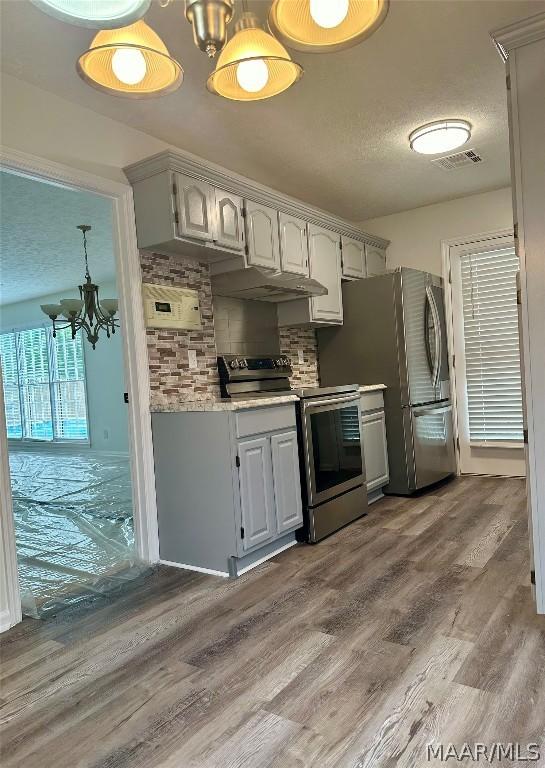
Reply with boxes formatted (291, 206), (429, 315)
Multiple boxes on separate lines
(413, 403), (452, 417)
(426, 284), (441, 390)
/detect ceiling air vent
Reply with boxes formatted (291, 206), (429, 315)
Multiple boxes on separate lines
(431, 149), (484, 171)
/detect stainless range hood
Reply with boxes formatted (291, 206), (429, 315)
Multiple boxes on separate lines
(210, 261), (327, 303)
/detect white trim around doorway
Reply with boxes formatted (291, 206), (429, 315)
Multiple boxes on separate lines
(441, 228), (515, 476)
(0, 147), (159, 630)
(441, 229), (525, 477)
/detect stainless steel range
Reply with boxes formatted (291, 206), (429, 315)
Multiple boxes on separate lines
(218, 354), (368, 542)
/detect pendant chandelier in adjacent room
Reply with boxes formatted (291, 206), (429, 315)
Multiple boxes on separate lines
(40, 225), (119, 349)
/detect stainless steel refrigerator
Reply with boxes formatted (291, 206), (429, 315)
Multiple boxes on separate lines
(317, 267), (456, 495)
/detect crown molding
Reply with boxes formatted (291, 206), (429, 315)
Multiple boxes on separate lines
(124, 149), (390, 250)
(491, 11), (545, 62)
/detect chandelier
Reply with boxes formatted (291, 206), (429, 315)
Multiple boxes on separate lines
(31, 1), (389, 101)
(40, 225), (119, 350)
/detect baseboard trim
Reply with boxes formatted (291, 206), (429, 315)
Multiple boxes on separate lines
(0, 608), (15, 633)
(237, 539), (298, 576)
(159, 559), (229, 578)
(159, 538), (299, 580)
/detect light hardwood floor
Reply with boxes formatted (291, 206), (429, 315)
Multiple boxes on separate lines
(1, 476), (544, 767)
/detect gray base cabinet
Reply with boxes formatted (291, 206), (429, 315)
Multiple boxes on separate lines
(238, 435), (276, 551)
(361, 390), (389, 501)
(152, 404), (303, 576)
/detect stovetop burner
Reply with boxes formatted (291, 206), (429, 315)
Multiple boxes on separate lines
(217, 354), (360, 401)
(217, 354), (292, 399)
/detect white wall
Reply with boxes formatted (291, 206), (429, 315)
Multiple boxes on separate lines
(0, 282), (129, 453)
(1, 73), (170, 184)
(361, 187), (514, 274)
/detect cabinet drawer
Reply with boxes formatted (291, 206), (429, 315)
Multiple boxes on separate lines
(361, 390), (385, 413)
(235, 404), (296, 439)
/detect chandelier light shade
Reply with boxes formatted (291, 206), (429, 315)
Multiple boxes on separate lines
(77, 21), (183, 98)
(31, 0), (151, 28)
(268, 0), (389, 53)
(207, 12), (303, 101)
(41, 225), (119, 349)
(409, 120), (472, 155)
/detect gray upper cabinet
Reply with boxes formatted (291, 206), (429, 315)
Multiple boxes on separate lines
(213, 189), (244, 251)
(309, 225), (343, 323)
(271, 430), (303, 534)
(125, 153), (388, 275)
(238, 435), (276, 551)
(341, 236), (366, 280)
(366, 244), (387, 276)
(243, 201), (281, 271)
(279, 212), (310, 277)
(174, 173), (214, 242)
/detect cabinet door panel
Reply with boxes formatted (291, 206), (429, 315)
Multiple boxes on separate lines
(279, 213), (309, 276)
(308, 224), (343, 323)
(361, 411), (389, 491)
(175, 173), (214, 241)
(342, 236), (366, 279)
(238, 436), (275, 551)
(214, 189), (243, 251)
(244, 201), (281, 270)
(366, 245), (387, 276)
(271, 430), (303, 534)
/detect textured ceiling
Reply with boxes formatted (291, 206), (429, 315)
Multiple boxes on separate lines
(0, 172), (116, 306)
(1, 0), (544, 221)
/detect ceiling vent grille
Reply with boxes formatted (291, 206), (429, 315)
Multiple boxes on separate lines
(431, 149), (484, 171)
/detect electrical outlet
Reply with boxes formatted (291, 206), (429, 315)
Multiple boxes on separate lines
(297, 349), (304, 365)
(188, 349), (198, 369)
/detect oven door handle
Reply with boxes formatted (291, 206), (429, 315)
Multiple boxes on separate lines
(303, 395), (360, 409)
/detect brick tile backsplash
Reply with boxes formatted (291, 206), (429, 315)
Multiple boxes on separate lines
(140, 251), (220, 407)
(140, 251), (320, 405)
(279, 326), (320, 388)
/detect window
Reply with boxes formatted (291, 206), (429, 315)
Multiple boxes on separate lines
(460, 247), (523, 443)
(0, 326), (88, 441)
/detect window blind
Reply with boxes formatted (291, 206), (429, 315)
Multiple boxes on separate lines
(0, 333), (23, 439)
(460, 247), (523, 443)
(0, 325), (89, 442)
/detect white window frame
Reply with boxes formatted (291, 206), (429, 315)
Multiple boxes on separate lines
(2, 324), (90, 445)
(0, 147), (159, 632)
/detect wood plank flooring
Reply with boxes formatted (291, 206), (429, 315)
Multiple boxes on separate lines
(1, 476), (544, 767)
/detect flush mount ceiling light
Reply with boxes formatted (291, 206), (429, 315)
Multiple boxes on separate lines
(77, 20), (183, 98)
(268, 0), (389, 53)
(207, 11), (303, 101)
(409, 120), (472, 155)
(31, 0), (150, 28)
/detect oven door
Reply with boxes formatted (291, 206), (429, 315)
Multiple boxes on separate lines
(302, 394), (365, 507)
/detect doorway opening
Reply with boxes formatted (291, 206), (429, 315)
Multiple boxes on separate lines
(445, 231), (525, 478)
(0, 170), (145, 617)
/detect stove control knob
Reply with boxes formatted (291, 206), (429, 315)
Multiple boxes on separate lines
(239, 358), (248, 369)
(229, 359), (239, 369)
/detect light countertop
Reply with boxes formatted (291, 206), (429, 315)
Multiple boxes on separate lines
(151, 394), (299, 413)
(359, 384), (387, 393)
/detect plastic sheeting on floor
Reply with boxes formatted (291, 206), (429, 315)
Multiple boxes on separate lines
(9, 449), (147, 618)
